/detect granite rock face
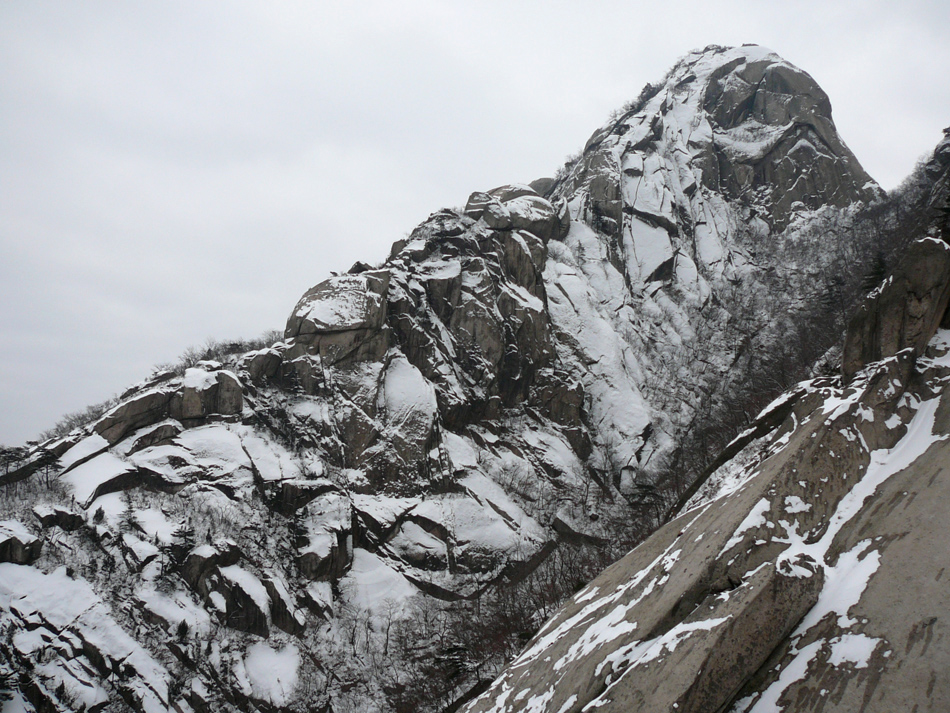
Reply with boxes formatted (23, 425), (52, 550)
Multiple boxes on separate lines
(558, 44), (879, 250)
(843, 237), (950, 380)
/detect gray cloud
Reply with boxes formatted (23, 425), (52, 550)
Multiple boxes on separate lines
(2, 0), (948, 444)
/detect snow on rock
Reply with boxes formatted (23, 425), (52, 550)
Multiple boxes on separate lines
(237, 427), (303, 483)
(135, 584), (213, 638)
(237, 641), (300, 707)
(218, 565), (271, 637)
(59, 452), (137, 507)
(0, 564), (169, 711)
(58, 433), (109, 472)
(133, 507), (177, 544)
(0, 521), (41, 564)
(290, 272), (390, 334)
(0, 42), (909, 713)
(379, 354), (437, 443)
(340, 549), (417, 615)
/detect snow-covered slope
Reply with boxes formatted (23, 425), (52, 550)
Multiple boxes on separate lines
(0, 45), (901, 712)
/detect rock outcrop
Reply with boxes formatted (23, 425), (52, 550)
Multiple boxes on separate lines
(843, 237), (950, 380)
(0, 521), (42, 564)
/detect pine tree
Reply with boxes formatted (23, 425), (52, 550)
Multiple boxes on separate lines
(176, 619), (190, 643)
(119, 490), (138, 533)
(171, 521), (196, 566)
(33, 447), (61, 488)
(0, 446), (26, 475)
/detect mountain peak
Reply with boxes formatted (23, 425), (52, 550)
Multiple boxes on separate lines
(559, 43), (877, 253)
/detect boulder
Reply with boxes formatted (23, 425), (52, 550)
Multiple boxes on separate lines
(285, 271), (391, 366)
(32, 504), (84, 531)
(287, 271), (390, 336)
(488, 184), (539, 203)
(843, 238), (950, 380)
(241, 347), (283, 384)
(0, 521), (42, 564)
(169, 369), (243, 422)
(528, 176), (556, 197)
(464, 191), (513, 230)
(503, 194), (563, 244)
(95, 388), (175, 445)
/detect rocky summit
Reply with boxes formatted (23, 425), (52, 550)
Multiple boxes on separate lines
(0, 44), (945, 713)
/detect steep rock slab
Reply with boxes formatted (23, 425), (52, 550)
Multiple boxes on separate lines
(464, 324), (950, 713)
(589, 557), (821, 713)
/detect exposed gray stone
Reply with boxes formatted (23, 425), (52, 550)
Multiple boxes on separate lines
(33, 504), (84, 531)
(0, 521), (42, 564)
(263, 575), (305, 636)
(95, 388), (175, 445)
(843, 238), (950, 381)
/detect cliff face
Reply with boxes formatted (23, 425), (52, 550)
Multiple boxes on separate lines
(463, 237), (950, 712)
(0, 46), (902, 713)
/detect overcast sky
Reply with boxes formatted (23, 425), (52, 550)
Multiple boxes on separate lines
(2, 1), (949, 445)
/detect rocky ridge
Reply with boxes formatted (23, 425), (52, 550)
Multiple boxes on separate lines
(0, 45), (911, 713)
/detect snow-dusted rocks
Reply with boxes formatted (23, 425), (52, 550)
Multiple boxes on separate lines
(297, 492), (353, 581)
(285, 269), (392, 366)
(0, 521), (41, 564)
(94, 364), (243, 445)
(0, 564), (169, 712)
(32, 503), (84, 531)
(170, 368), (243, 422)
